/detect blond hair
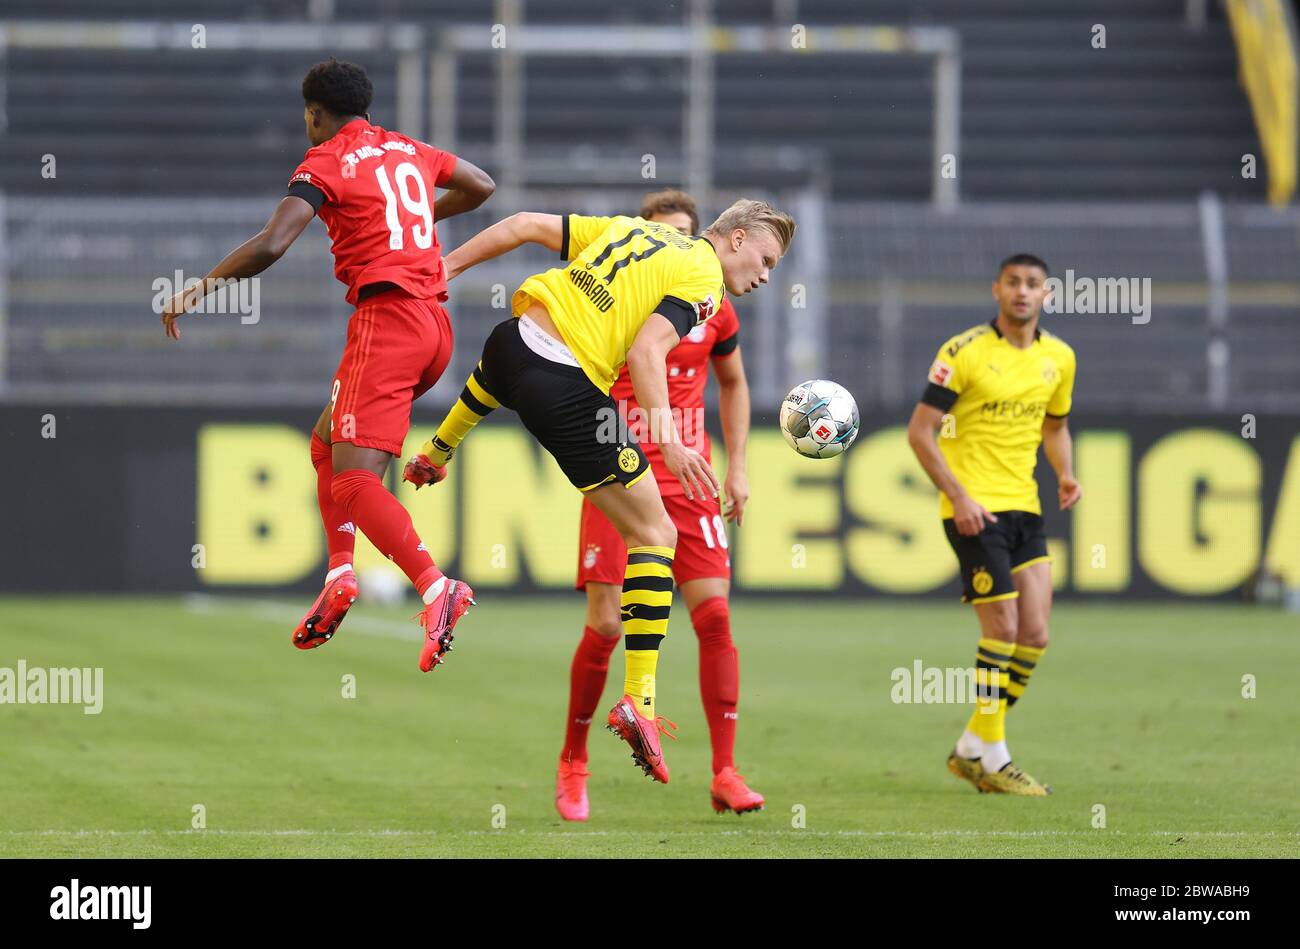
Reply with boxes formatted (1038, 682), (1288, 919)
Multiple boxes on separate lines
(704, 199), (796, 254)
(639, 189), (699, 233)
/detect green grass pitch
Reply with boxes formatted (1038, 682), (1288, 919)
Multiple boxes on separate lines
(0, 595), (1295, 858)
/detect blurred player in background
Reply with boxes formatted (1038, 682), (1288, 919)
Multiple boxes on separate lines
(554, 190), (762, 820)
(403, 199), (795, 784)
(160, 59), (496, 671)
(906, 254), (1080, 796)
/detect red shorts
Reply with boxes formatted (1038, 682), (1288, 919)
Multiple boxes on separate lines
(575, 490), (732, 588)
(329, 289), (453, 456)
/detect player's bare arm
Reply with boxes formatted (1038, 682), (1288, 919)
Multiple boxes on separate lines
(713, 345), (750, 524)
(906, 401), (996, 536)
(627, 313), (720, 502)
(431, 156), (496, 222)
(1042, 414), (1082, 510)
(160, 195), (316, 340)
(443, 211), (563, 281)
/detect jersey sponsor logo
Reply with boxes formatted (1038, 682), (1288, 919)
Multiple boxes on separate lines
(567, 266), (616, 313)
(928, 358), (954, 386)
(980, 400), (1047, 421)
(686, 324), (708, 344)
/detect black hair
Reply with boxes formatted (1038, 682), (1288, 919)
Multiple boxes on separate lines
(302, 58), (373, 118)
(998, 253), (1049, 277)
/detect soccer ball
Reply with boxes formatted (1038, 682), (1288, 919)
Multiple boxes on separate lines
(779, 379), (860, 458)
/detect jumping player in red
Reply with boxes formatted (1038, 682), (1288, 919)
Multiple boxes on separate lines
(160, 59), (495, 670)
(555, 190), (762, 819)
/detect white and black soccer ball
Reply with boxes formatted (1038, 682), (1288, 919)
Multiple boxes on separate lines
(779, 379), (860, 459)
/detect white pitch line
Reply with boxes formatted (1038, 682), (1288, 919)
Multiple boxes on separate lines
(182, 594), (422, 642)
(3, 829), (1294, 839)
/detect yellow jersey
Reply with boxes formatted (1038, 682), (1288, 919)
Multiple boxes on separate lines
(512, 213), (726, 394)
(921, 320), (1076, 518)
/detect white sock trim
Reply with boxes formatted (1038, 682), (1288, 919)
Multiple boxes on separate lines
(955, 729), (983, 759)
(421, 576), (447, 605)
(324, 564), (353, 583)
(982, 740), (1011, 773)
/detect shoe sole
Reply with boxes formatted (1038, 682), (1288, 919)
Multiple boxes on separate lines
(605, 704), (667, 784)
(293, 580), (358, 650)
(554, 795), (589, 822)
(947, 755), (985, 792)
(419, 582), (475, 671)
(976, 778), (1052, 796)
(711, 796), (765, 815)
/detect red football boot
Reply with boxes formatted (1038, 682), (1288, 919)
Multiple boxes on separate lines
(292, 570), (359, 650)
(710, 766), (765, 815)
(555, 758), (591, 822)
(402, 453), (448, 490)
(605, 695), (677, 784)
(417, 578), (476, 672)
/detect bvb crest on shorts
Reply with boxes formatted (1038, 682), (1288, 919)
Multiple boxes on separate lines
(972, 568), (994, 596)
(618, 447), (640, 472)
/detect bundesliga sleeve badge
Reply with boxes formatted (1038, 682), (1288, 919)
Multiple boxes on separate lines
(692, 294), (717, 327)
(928, 358), (953, 386)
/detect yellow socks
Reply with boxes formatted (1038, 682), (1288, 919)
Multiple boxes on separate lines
(968, 637), (1014, 743)
(1007, 642), (1046, 707)
(422, 362), (499, 465)
(620, 546), (675, 718)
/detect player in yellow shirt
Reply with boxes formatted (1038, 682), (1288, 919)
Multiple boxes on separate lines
(402, 199), (796, 784)
(907, 254), (1081, 796)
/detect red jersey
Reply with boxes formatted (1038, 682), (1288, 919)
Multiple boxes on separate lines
(287, 120), (458, 306)
(609, 296), (740, 495)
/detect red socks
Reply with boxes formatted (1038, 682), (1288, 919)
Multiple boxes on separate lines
(311, 433), (355, 571)
(691, 596), (739, 775)
(330, 467), (442, 596)
(561, 601), (740, 773)
(561, 626), (620, 764)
